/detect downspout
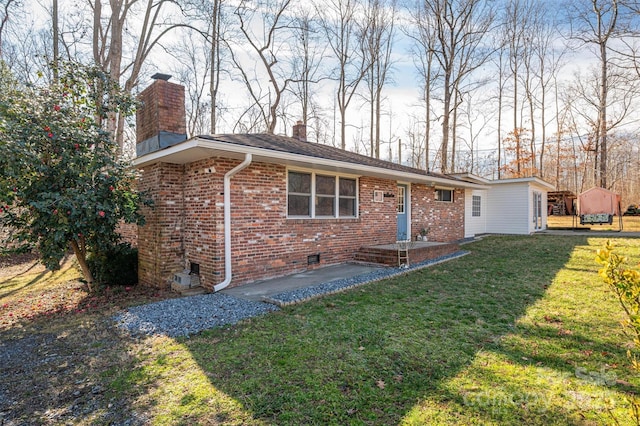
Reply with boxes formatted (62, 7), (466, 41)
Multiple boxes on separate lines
(213, 153), (253, 292)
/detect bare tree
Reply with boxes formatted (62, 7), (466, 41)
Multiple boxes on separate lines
(492, 30), (509, 179)
(419, 0), (494, 173)
(171, 29), (212, 137)
(460, 89), (491, 174)
(532, 4), (566, 178)
(209, 0), (223, 134)
(362, 0), (396, 159)
(566, 64), (637, 182)
(407, 1), (439, 171)
(502, 0), (535, 176)
(569, 0), (620, 188)
(175, 0), (231, 134)
(232, 0), (294, 134)
(317, 0), (370, 150)
(405, 115), (426, 168)
(608, 2), (640, 104)
(91, 0), (190, 153)
(0, 0), (17, 60)
(288, 4), (327, 136)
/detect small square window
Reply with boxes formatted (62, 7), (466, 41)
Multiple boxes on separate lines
(436, 189), (453, 202)
(472, 195), (481, 217)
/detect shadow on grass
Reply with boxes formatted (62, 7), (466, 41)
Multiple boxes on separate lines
(0, 319), (143, 424)
(0, 267), (176, 424)
(0, 270), (49, 299)
(103, 234), (637, 424)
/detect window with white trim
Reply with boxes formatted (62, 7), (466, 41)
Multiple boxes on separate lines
(436, 188), (453, 202)
(316, 175), (336, 216)
(287, 171), (357, 218)
(472, 195), (481, 217)
(339, 178), (357, 216)
(288, 171), (312, 216)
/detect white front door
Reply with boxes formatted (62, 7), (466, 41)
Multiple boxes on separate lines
(533, 191), (543, 231)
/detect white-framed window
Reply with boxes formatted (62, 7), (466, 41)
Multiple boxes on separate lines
(435, 188), (453, 202)
(339, 178), (357, 216)
(472, 195), (481, 217)
(287, 170), (358, 218)
(288, 171), (312, 216)
(316, 174), (336, 216)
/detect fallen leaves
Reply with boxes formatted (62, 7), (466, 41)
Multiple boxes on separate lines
(1, 277), (175, 331)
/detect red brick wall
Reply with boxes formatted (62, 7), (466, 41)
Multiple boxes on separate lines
(411, 185), (465, 242)
(116, 222), (138, 247)
(137, 162), (185, 288)
(179, 158), (398, 290)
(137, 158), (466, 290)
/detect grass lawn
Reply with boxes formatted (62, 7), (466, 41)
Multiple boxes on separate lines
(2, 235), (640, 424)
(548, 215), (640, 232)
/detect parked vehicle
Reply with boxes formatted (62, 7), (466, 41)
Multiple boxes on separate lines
(624, 204), (640, 216)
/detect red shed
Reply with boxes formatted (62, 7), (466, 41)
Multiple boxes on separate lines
(577, 187), (621, 225)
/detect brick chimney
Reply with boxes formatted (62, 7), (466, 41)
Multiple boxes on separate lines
(292, 120), (307, 142)
(136, 73), (187, 157)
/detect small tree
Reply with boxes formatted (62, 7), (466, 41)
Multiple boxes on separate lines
(596, 241), (640, 424)
(0, 61), (148, 291)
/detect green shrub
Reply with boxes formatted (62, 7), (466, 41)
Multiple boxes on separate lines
(87, 243), (138, 287)
(596, 241), (640, 424)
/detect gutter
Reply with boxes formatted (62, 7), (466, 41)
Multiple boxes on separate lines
(213, 153), (253, 292)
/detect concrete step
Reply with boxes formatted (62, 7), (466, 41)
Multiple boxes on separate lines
(171, 273), (205, 295)
(354, 242), (461, 266)
(177, 286), (207, 296)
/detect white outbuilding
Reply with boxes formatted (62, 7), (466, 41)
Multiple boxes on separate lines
(453, 174), (556, 237)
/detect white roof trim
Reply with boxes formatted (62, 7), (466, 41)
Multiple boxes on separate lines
(449, 172), (492, 184)
(488, 177), (556, 190)
(133, 137), (489, 189)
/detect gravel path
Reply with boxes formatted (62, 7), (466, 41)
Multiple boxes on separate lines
(114, 250), (469, 338)
(114, 293), (279, 338)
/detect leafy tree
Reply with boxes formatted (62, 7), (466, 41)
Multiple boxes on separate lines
(596, 241), (640, 424)
(0, 61), (148, 291)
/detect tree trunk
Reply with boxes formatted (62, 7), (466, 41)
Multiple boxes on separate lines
(52, 0), (59, 82)
(210, 0), (221, 134)
(513, 65), (520, 175)
(369, 77), (375, 157)
(70, 239), (94, 292)
(441, 70), (451, 173)
(599, 39), (608, 188)
(375, 77), (382, 159)
(539, 78), (546, 179)
(555, 82), (561, 187)
(425, 66), (431, 171)
(450, 89), (459, 173)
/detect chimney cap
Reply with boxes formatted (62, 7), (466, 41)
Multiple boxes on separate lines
(151, 73), (172, 81)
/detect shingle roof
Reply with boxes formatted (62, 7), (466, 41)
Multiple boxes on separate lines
(199, 133), (455, 182)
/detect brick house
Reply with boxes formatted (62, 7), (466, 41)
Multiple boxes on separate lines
(133, 76), (486, 292)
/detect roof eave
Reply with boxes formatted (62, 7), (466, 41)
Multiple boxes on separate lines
(132, 137), (487, 189)
(488, 177), (556, 190)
